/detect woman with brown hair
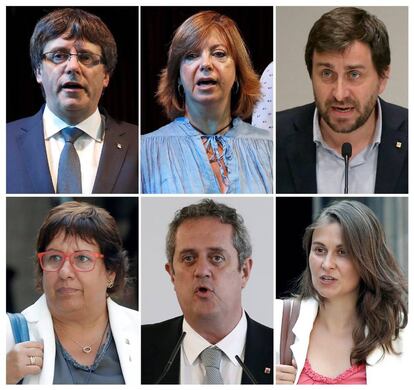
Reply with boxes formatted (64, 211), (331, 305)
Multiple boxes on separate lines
(141, 10), (272, 194)
(275, 200), (407, 385)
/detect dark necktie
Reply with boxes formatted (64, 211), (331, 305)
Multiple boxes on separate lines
(57, 127), (83, 193)
(200, 346), (224, 384)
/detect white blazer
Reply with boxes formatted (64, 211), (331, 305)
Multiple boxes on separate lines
(6, 294), (139, 384)
(275, 298), (408, 385)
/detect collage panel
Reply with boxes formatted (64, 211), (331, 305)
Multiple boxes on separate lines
(6, 6), (138, 194)
(276, 6), (408, 194)
(140, 6), (273, 194)
(275, 197), (408, 385)
(141, 196), (274, 384)
(6, 197), (138, 384)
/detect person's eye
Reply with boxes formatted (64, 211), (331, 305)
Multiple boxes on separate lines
(211, 255), (225, 263)
(213, 50), (227, 58)
(184, 52), (198, 61)
(78, 53), (93, 63)
(49, 254), (63, 262)
(338, 248), (348, 256)
(182, 255), (195, 263)
(348, 70), (361, 80)
(52, 52), (68, 62)
(75, 254), (93, 263)
(313, 246), (326, 255)
(321, 69), (333, 79)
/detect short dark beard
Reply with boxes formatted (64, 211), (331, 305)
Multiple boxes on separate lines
(316, 94), (377, 134)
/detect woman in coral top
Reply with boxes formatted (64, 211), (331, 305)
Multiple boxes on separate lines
(275, 200), (408, 385)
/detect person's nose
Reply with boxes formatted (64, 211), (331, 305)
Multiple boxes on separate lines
(58, 255), (76, 278)
(200, 51), (213, 72)
(321, 252), (336, 271)
(332, 76), (350, 102)
(194, 256), (212, 279)
(65, 53), (82, 73)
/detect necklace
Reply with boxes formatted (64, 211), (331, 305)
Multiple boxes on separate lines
(189, 119), (233, 135)
(56, 321), (109, 354)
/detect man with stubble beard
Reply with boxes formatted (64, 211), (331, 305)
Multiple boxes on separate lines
(276, 7), (407, 194)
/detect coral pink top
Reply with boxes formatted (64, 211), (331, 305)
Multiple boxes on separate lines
(298, 359), (367, 384)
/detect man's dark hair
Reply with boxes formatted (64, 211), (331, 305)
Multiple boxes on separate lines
(305, 7), (390, 78)
(166, 199), (252, 269)
(30, 8), (117, 75)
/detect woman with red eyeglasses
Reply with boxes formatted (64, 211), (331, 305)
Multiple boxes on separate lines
(6, 201), (138, 384)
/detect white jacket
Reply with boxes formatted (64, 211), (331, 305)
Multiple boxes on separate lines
(6, 294), (139, 384)
(275, 298), (408, 385)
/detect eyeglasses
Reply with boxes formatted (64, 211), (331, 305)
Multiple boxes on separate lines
(42, 51), (104, 67)
(37, 250), (104, 272)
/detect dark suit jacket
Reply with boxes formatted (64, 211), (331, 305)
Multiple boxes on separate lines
(141, 314), (273, 384)
(7, 106), (138, 193)
(276, 99), (408, 194)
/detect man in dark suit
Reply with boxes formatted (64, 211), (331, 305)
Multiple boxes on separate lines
(142, 199), (273, 384)
(7, 8), (137, 194)
(277, 7), (408, 194)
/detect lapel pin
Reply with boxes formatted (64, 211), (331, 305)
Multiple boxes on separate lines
(117, 143), (123, 149)
(264, 367), (271, 374)
(395, 141), (402, 149)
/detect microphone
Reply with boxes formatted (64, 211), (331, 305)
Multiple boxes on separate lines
(155, 331), (186, 384)
(235, 355), (258, 384)
(341, 142), (352, 194)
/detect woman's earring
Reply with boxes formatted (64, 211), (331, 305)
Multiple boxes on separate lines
(107, 279), (114, 289)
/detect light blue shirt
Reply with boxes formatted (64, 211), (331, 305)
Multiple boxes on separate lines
(313, 100), (382, 194)
(141, 117), (273, 194)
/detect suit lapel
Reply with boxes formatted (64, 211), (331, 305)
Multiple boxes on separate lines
(16, 108), (54, 193)
(159, 317), (182, 384)
(92, 115), (130, 193)
(285, 105), (317, 193)
(290, 298), (318, 384)
(374, 99), (408, 193)
(243, 313), (273, 384)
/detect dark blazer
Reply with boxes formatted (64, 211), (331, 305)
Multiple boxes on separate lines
(7, 106), (138, 194)
(276, 99), (408, 194)
(141, 313), (273, 384)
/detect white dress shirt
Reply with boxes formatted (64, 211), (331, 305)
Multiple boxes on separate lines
(180, 311), (247, 384)
(43, 105), (105, 194)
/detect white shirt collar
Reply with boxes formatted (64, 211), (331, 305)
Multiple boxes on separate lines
(43, 105), (104, 142)
(182, 311), (247, 367)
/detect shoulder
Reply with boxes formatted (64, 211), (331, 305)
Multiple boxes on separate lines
(107, 298), (138, 321)
(277, 102), (315, 124)
(142, 316), (183, 335)
(105, 115), (138, 133)
(232, 118), (273, 141)
(246, 313), (273, 336)
(380, 99), (408, 117)
(7, 109), (44, 132)
(142, 119), (185, 139)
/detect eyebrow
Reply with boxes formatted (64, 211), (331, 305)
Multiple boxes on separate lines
(311, 241), (344, 248)
(315, 62), (367, 70)
(177, 246), (228, 255)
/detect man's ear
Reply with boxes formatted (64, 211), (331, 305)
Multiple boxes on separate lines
(103, 71), (110, 88)
(165, 261), (175, 284)
(35, 67), (42, 84)
(241, 258), (253, 288)
(378, 66), (390, 95)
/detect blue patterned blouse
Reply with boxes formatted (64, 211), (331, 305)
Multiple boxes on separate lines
(141, 117), (273, 194)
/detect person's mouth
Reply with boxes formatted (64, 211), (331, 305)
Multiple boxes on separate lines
(319, 275), (338, 285)
(61, 81), (85, 91)
(194, 285), (214, 297)
(196, 77), (217, 87)
(56, 287), (80, 295)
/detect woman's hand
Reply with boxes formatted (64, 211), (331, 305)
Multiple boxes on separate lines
(6, 341), (44, 384)
(276, 359), (297, 384)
